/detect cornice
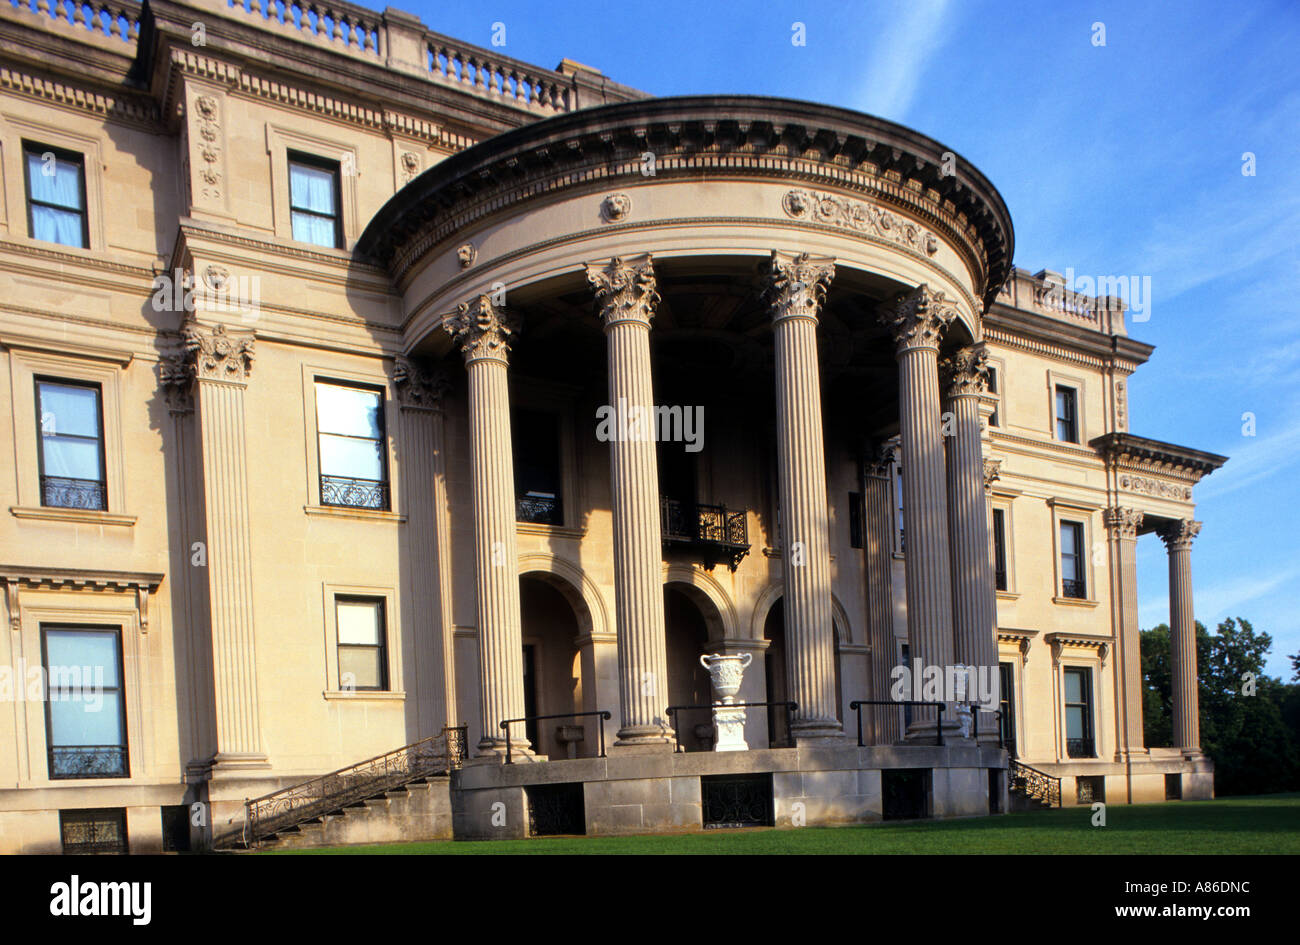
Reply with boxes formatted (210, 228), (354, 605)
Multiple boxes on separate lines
(0, 62), (160, 127)
(1090, 432), (1227, 482)
(0, 238), (155, 281)
(360, 96), (1015, 303)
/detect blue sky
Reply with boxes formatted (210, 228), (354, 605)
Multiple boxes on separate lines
(408, 0), (1300, 677)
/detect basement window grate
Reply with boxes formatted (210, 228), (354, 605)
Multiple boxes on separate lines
(525, 782), (586, 836)
(701, 773), (774, 829)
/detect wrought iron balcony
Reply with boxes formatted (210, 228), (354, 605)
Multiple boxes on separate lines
(49, 745), (128, 780)
(1066, 736), (1095, 758)
(320, 474), (389, 510)
(660, 496), (750, 571)
(516, 492), (562, 526)
(41, 475), (106, 511)
(1061, 578), (1087, 599)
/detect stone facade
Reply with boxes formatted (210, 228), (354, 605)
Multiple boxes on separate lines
(0, 0), (1225, 852)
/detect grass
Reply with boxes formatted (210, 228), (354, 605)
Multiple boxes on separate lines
(271, 792), (1300, 855)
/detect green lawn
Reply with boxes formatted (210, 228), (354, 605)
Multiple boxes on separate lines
(272, 793), (1300, 855)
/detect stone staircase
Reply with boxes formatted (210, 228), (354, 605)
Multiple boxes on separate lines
(1007, 758), (1062, 811)
(254, 776), (454, 851)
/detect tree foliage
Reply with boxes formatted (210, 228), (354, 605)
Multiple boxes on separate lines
(1141, 617), (1300, 796)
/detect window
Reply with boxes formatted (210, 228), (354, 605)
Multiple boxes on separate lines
(36, 379), (106, 510)
(60, 808), (127, 855)
(892, 458), (905, 554)
(42, 626), (128, 780)
(987, 366), (1000, 427)
(1063, 667), (1094, 758)
(848, 491), (863, 549)
(335, 597), (388, 691)
(998, 662), (1016, 757)
(289, 153), (342, 248)
(1059, 521), (1086, 599)
(992, 508), (1008, 591)
(1054, 384), (1078, 442)
(24, 143), (88, 248)
(316, 380), (388, 510)
(514, 408), (563, 525)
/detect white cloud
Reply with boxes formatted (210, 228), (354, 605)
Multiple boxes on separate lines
(853, 0), (956, 122)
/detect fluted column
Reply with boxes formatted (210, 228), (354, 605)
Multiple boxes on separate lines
(448, 296), (529, 756)
(1161, 519), (1203, 751)
(877, 285), (958, 736)
(586, 255), (673, 746)
(942, 347), (997, 693)
(864, 443), (901, 744)
(1105, 506), (1145, 755)
(394, 357), (456, 735)
(183, 321), (266, 768)
(762, 251), (841, 738)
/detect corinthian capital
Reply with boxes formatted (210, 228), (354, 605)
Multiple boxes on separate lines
(183, 320), (254, 383)
(941, 345), (990, 398)
(1105, 506), (1144, 540)
(864, 440), (897, 479)
(158, 354), (194, 414)
(586, 254), (659, 329)
(877, 284), (958, 353)
(761, 250), (835, 324)
(1159, 518), (1202, 551)
(393, 355), (452, 409)
(448, 295), (518, 364)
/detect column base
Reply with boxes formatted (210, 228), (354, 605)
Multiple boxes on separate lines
(474, 738), (538, 761)
(612, 725), (676, 753)
(210, 751), (271, 775)
(791, 718), (844, 741)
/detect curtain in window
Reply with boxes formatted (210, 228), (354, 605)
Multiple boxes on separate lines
(290, 162), (337, 246)
(316, 384), (383, 480)
(27, 152), (84, 247)
(38, 384), (102, 481)
(45, 630), (125, 750)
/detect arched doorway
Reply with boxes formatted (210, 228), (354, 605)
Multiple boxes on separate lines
(519, 574), (586, 759)
(663, 584), (717, 751)
(762, 597), (843, 746)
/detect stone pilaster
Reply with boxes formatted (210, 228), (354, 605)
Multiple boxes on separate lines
(183, 321), (266, 769)
(586, 255), (673, 746)
(877, 285), (957, 737)
(761, 251), (841, 739)
(1105, 506), (1145, 756)
(864, 443), (901, 744)
(394, 357), (456, 734)
(941, 346), (997, 697)
(447, 296), (529, 756)
(1161, 518), (1203, 752)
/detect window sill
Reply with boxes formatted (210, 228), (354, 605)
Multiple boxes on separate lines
(10, 506), (136, 527)
(516, 522), (587, 540)
(995, 590), (1020, 601)
(323, 690), (406, 702)
(1052, 596), (1100, 608)
(304, 505), (406, 523)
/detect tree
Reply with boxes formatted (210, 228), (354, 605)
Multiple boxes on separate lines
(1140, 617), (1300, 796)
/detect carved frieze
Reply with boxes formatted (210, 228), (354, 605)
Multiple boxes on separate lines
(1118, 474), (1192, 501)
(192, 93), (223, 202)
(782, 188), (939, 257)
(587, 254), (660, 328)
(761, 250), (835, 324)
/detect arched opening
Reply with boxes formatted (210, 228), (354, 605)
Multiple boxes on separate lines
(519, 574), (587, 759)
(663, 584), (717, 751)
(762, 597), (844, 745)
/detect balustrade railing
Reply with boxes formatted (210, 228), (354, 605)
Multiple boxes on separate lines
(426, 40), (571, 113)
(241, 725), (467, 847)
(7, 0), (141, 43)
(41, 475), (107, 511)
(225, 0), (380, 55)
(660, 497), (750, 571)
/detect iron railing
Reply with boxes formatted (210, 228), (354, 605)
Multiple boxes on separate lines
(1066, 736), (1095, 758)
(500, 711), (611, 765)
(241, 725), (467, 847)
(1009, 758), (1062, 807)
(660, 497), (750, 571)
(49, 745), (128, 780)
(848, 700), (947, 747)
(320, 474), (389, 510)
(664, 701), (798, 753)
(40, 475), (106, 510)
(515, 493), (561, 525)
(1061, 578), (1087, 599)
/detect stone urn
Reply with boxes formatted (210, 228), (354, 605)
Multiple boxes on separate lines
(700, 653), (753, 752)
(699, 652), (752, 705)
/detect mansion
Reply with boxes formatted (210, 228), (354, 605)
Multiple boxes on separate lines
(0, 0), (1225, 853)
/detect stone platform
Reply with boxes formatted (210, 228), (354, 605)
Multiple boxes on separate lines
(451, 742), (1009, 839)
